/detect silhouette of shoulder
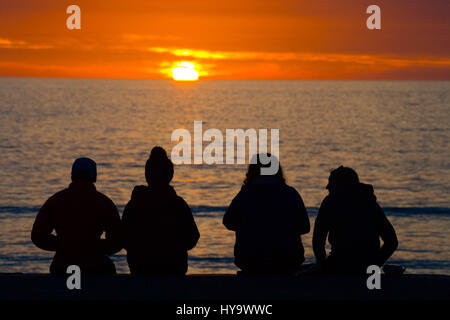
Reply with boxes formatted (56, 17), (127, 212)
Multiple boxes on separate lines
(285, 184), (302, 197)
(320, 194), (332, 206)
(130, 185), (149, 200)
(44, 186), (117, 216)
(95, 191), (118, 213)
(47, 187), (71, 201)
(40, 187), (72, 211)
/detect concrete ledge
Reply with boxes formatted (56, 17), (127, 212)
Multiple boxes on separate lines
(0, 273), (449, 301)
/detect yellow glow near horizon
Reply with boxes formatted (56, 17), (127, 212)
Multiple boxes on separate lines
(172, 62), (199, 81)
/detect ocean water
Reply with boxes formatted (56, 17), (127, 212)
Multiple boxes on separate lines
(0, 78), (449, 275)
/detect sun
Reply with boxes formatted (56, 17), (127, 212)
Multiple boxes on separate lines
(172, 62), (199, 81)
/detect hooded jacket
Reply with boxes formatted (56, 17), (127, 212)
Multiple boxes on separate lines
(122, 184), (200, 275)
(313, 183), (398, 272)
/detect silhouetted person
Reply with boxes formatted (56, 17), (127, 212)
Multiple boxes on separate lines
(313, 166), (398, 274)
(31, 157), (122, 275)
(122, 147), (200, 275)
(223, 154), (310, 275)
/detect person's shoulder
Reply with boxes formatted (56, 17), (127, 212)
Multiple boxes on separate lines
(284, 183), (297, 192)
(232, 184), (251, 200)
(175, 194), (190, 209)
(94, 189), (117, 208)
(131, 185), (148, 197)
(284, 184), (302, 197)
(320, 194), (333, 206)
(46, 187), (70, 203)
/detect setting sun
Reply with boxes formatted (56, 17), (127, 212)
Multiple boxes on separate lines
(172, 62), (199, 81)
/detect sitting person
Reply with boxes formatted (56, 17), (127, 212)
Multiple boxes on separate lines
(31, 157), (122, 274)
(122, 147), (200, 275)
(223, 154), (310, 275)
(313, 166), (398, 274)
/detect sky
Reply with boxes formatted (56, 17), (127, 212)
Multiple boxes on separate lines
(0, 0), (449, 79)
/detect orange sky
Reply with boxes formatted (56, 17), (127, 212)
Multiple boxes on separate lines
(0, 0), (449, 79)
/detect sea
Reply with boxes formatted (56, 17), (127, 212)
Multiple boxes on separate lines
(0, 78), (448, 275)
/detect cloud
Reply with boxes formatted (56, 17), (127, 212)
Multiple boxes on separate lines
(147, 47), (450, 68)
(0, 38), (53, 50)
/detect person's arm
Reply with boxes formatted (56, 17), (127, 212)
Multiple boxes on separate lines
(375, 203), (398, 265)
(294, 189), (310, 235)
(101, 198), (122, 255)
(31, 199), (58, 251)
(180, 199), (200, 251)
(223, 190), (244, 231)
(312, 197), (331, 265)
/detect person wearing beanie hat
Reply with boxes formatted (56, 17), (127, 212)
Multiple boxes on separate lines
(71, 157), (97, 183)
(31, 157), (122, 274)
(122, 146), (200, 275)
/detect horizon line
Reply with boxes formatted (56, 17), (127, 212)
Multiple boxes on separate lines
(1, 76), (449, 81)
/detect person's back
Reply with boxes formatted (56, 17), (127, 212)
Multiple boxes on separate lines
(313, 166), (398, 274)
(31, 158), (122, 274)
(223, 154), (310, 275)
(122, 147), (200, 275)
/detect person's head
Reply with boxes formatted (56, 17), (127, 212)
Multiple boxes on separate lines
(243, 153), (284, 186)
(145, 146), (174, 186)
(71, 157), (97, 183)
(326, 166), (359, 193)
